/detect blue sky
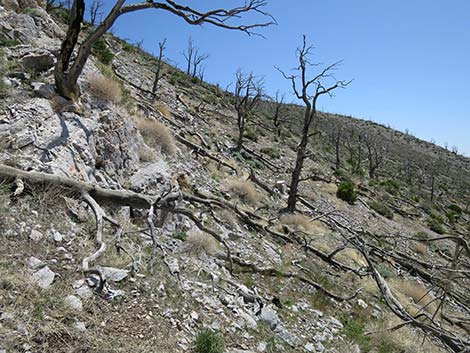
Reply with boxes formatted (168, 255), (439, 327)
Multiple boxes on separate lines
(89, 1), (470, 155)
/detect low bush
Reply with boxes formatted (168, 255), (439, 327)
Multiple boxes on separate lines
(88, 75), (122, 103)
(336, 180), (358, 204)
(260, 146), (280, 159)
(379, 179), (400, 195)
(369, 200), (394, 219)
(428, 217), (444, 234)
(134, 117), (176, 156)
(194, 329), (225, 353)
(0, 39), (20, 47)
(243, 126), (257, 141)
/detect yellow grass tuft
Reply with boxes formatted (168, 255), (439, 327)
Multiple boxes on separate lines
(134, 116), (176, 156)
(413, 242), (428, 255)
(154, 102), (172, 118)
(391, 279), (438, 315)
(280, 214), (329, 235)
(182, 231), (219, 256)
(88, 75), (121, 103)
(225, 179), (263, 205)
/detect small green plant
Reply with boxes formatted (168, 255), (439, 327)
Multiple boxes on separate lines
(191, 76), (200, 84)
(336, 181), (358, 204)
(92, 39), (114, 65)
(428, 217), (444, 234)
(0, 39), (20, 47)
(379, 178), (400, 195)
(243, 126), (257, 141)
(340, 317), (370, 351)
(122, 42), (135, 52)
(173, 231), (188, 241)
(369, 200), (394, 219)
(49, 6), (70, 23)
(194, 329), (225, 353)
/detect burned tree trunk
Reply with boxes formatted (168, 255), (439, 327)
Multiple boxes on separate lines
(278, 35), (350, 213)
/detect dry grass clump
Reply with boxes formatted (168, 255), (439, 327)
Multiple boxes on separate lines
(391, 279), (438, 315)
(134, 116), (176, 156)
(88, 75), (121, 103)
(364, 315), (446, 353)
(225, 179), (263, 205)
(339, 248), (367, 267)
(280, 213), (329, 235)
(413, 241), (428, 254)
(154, 102), (172, 118)
(181, 231), (219, 256)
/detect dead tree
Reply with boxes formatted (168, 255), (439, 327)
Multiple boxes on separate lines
(232, 70), (263, 150)
(270, 90), (288, 137)
(152, 38), (166, 98)
(345, 130), (365, 175)
(364, 133), (387, 179)
(333, 125), (342, 171)
(89, 0), (103, 26)
(277, 35), (350, 212)
(182, 37), (209, 80)
(54, 0), (274, 100)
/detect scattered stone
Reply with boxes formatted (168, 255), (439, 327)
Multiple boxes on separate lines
(1, 312), (14, 323)
(316, 342), (325, 352)
(257, 342), (267, 352)
(65, 295), (83, 311)
(260, 306), (280, 330)
(74, 321), (87, 332)
(21, 51), (54, 73)
(29, 229), (43, 241)
(304, 343), (315, 352)
(50, 229), (64, 242)
(31, 81), (55, 99)
(75, 284), (93, 299)
(326, 317), (343, 329)
(97, 266), (128, 282)
(32, 266), (55, 289)
(357, 299), (368, 309)
(27, 256), (44, 269)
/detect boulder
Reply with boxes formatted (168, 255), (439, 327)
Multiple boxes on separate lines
(32, 266), (55, 288)
(21, 51), (54, 72)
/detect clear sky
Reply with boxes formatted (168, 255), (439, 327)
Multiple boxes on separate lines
(90, 1), (470, 155)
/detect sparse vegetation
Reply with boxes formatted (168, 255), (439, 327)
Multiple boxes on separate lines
(182, 231), (219, 256)
(92, 39), (114, 65)
(134, 117), (177, 156)
(194, 329), (225, 353)
(369, 200), (394, 219)
(88, 75), (122, 103)
(337, 180), (358, 204)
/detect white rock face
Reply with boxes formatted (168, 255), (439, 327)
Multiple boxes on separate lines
(260, 306), (280, 329)
(32, 266), (55, 289)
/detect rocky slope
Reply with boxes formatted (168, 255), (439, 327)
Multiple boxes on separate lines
(0, 3), (469, 353)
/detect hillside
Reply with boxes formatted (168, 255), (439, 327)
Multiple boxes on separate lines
(0, 2), (469, 353)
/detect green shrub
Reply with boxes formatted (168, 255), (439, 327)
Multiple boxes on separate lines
(0, 49), (8, 95)
(340, 317), (370, 351)
(379, 178), (400, 195)
(191, 76), (200, 84)
(336, 181), (357, 204)
(243, 126), (257, 141)
(92, 39), (114, 65)
(415, 231), (429, 240)
(122, 42), (135, 52)
(0, 39), (20, 47)
(369, 200), (394, 219)
(49, 6), (70, 23)
(173, 231), (187, 241)
(194, 329), (224, 353)
(428, 217), (444, 234)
